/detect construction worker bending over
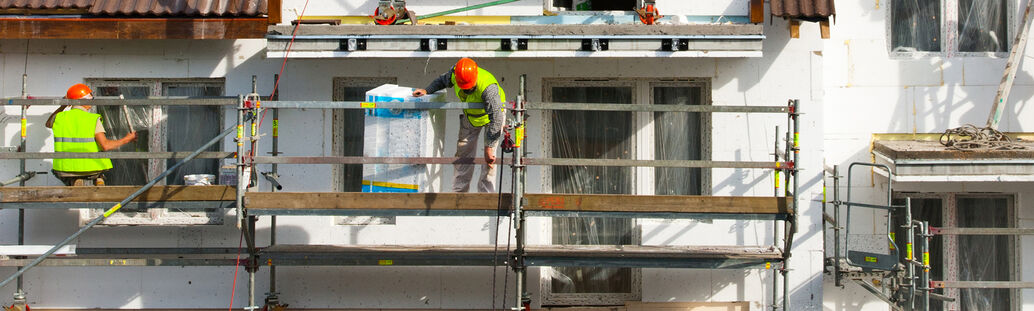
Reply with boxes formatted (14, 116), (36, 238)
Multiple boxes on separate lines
(413, 58), (506, 192)
(45, 84), (137, 186)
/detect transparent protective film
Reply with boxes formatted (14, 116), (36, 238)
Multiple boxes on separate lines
(958, 0), (1009, 52)
(94, 86), (152, 185)
(550, 86), (634, 295)
(891, 0), (942, 52)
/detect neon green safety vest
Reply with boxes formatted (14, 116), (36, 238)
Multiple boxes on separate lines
(53, 109), (112, 172)
(452, 68), (506, 127)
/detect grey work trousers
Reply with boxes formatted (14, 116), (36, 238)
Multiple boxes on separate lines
(453, 113), (504, 192)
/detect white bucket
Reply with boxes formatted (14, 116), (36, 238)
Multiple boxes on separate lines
(184, 174), (216, 186)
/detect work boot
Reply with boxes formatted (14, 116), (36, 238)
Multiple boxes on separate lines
(94, 177), (105, 186)
(72, 178), (85, 187)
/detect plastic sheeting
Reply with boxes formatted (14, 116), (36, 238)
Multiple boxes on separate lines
(93, 85), (152, 185)
(892, 0), (1009, 53)
(891, 0), (941, 52)
(550, 86), (634, 295)
(957, 197), (1011, 310)
(92, 84), (222, 186)
(653, 87), (702, 195)
(958, 0), (1009, 52)
(164, 85), (222, 185)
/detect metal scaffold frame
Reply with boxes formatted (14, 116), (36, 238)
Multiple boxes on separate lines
(0, 76), (801, 311)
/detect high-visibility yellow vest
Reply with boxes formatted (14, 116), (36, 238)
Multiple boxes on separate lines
(53, 109), (112, 172)
(452, 68), (506, 127)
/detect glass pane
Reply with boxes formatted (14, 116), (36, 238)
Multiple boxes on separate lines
(958, 0), (1009, 52)
(93, 86), (151, 185)
(653, 87), (701, 195)
(164, 84), (222, 185)
(891, 0), (941, 52)
(341, 87), (368, 192)
(957, 197), (1011, 311)
(550, 86), (633, 295)
(892, 197), (945, 310)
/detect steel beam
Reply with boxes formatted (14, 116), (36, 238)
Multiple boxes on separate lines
(931, 281), (1034, 289)
(251, 156), (787, 169)
(3, 98), (237, 106)
(0, 152), (233, 159)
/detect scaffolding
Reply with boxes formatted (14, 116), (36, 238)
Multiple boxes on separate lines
(0, 75), (801, 310)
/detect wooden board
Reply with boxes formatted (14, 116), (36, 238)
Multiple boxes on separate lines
(261, 244), (781, 259)
(626, 301), (749, 311)
(0, 18), (266, 39)
(245, 192), (506, 211)
(244, 193), (793, 215)
(0, 186), (235, 202)
(525, 194), (792, 215)
(525, 245), (781, 259)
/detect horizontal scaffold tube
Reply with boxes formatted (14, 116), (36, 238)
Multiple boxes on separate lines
(249, 156), (789, 169)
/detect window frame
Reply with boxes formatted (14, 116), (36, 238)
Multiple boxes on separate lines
(538, 78), (712, 306)
(892, 192), (1019, 310)
(330, 77), (399, 226)
(887, 0), (1014, 58)
(85, 78), (226, 183)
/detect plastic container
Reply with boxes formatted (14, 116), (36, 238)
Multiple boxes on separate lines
(184, 174), (216, 186)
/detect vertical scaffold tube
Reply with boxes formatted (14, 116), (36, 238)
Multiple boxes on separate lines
(783, 99), (800, 310)
(16, 73), (27, 297)
(833, 165), (842, 287)
(906, 198), (916, 311)
(512, 74), (528, 311)
(771, 125), (780, 311)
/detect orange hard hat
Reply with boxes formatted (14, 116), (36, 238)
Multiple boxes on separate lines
(454, 58), (478, 90)
(66, 83), (92, 100)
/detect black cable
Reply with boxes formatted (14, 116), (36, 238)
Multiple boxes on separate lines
(491, 148), (507, 310)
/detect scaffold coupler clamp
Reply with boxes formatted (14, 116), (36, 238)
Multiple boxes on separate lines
(9, 290), (27, 311)
(262, 292), (288, 311)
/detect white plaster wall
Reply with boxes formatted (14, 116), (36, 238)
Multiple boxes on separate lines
(0, 9), (826, 311)
(822, 0), (1034, 310)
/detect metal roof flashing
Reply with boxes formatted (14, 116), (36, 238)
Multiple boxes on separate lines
(265, 24), (765, 58)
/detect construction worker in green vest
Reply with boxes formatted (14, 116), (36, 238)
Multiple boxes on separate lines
(45, 83), (137, 186)
(413, 58), (506, 192)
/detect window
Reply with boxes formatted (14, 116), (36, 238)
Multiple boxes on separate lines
(87, 79), (225, 185)
(892, 193), (1016, 310)
(332, 77), (397, 226)
(890, 0), (1011, 55)
(541, 79), (710, 305)
(549, 0), (635, 11)
(79, 78), (225, 226)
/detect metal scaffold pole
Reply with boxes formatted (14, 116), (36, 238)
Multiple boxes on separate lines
(782, 99), (800, 310)
(265, 73), (283, 308)
(0, 117), (242, 290)
(512, 74), (529, 311)
(771, 125), (780, 311)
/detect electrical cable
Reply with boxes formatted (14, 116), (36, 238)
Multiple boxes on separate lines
(259, 0), (311, 130)
(491, 148), (506, 310)
(228, 230), (244, 311)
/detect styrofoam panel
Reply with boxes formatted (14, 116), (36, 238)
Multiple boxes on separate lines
(824, 1), (890, 41)
(823, 86), (912, 134)
(912, 85), (994, 132)
(709, 269), (768, 303)
(822, 279), (899, 310)
(656, 0), (748, 16)
(961, 57), (1012, 86)
(641, 269), (715, 301)
(846, 39), (945, 87)
(640, 219), (773, 246)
